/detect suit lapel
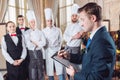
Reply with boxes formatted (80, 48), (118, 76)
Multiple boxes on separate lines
(16, 26), (29, 34)
(25, 27), (29, 31)
(16, 27), (22, 34)
(87, 26), (107, 51)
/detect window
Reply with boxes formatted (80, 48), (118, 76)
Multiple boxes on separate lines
(66, 0), (73, 26)
(5, 0), (16, 23)
(59, 0), (74, 33)
(4, 0), (29, 24)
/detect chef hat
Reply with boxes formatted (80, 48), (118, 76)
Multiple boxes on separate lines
(44, 8), (53, 20)
(26, 10), (36, 22)
(71, 4), (80, 15)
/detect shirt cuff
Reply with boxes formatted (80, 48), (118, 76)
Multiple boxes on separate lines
(9, 60), (14, 64)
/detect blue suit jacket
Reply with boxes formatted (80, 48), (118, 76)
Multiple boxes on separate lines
(70, 27), (116, 80)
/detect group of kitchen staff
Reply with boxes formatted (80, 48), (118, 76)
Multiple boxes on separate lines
(1, 3), (84, 80)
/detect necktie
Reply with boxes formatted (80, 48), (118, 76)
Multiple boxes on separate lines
(86, 38), (91, 49)
(11, 34), (17, 36)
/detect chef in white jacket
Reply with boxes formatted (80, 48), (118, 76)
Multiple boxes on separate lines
(25, 10), (46, 80)
(63, 4), (84, 79)
(42, 8), (65, 80)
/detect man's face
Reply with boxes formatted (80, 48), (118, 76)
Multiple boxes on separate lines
(29, 19), (36, 29)
(71, 14), (78, 23)
(79, 11), (94, 32)
(17, 17), (24, 26)
(46, 20), (52, 27)
(7, 23), (16, 33)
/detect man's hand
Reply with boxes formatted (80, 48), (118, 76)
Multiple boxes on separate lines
(66, 65), (75, 77)
(58, 50), (70, 59)
(72, 31), (84, 40)
(58, 50), (65, 57)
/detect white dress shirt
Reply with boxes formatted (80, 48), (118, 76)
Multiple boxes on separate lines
(24, 28), (46, 50)
(42, 26), (62, 50)
(19, 26), (26, 34)
(63, 22), (83, 47)
(1, 33), (27, 64)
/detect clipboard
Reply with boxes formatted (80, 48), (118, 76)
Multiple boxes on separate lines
(51, 52), (71, 68)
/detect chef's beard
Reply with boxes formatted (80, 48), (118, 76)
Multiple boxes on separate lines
(72, 19), (78, 23)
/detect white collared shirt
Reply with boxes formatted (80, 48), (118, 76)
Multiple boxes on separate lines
(42, 26), (62, 51)
(9, 33), (18, 45)
(19, 25), (26, 34)
(63, 22), (83, 47)
(24, 28), (46, 50)
(90, 26), (103, 40)
(1, 33), (27, 64)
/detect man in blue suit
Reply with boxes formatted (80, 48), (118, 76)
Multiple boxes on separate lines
(58, 2), (116, 80)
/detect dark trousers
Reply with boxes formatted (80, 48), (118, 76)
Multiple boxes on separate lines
(28, 50), (44, 80)
(24, 49), (30, 80)
(6, 61), (26, 80)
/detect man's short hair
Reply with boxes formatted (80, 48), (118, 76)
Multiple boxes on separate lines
(17, 15), (24, 19)
(78, 2), (102, 21)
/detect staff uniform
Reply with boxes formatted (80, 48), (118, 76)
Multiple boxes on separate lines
(42, 26), (65, 80)
(16, 25), (30, 79)
(16, 26), (29, 35)
(24, 28), (46, 80)
(43, 8), (65, 80)
(63, 4), (83, 73)
(64, 22), (83, 71)
(1, 33), (27, 80)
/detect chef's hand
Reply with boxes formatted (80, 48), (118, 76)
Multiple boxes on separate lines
(72, 31), (84, 40)
(31, 40), (38, 47)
